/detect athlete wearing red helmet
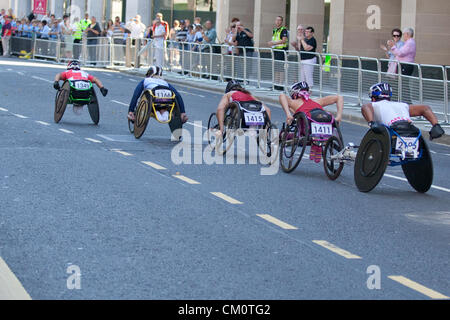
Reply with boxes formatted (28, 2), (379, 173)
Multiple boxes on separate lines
(53, 60), (108, 97)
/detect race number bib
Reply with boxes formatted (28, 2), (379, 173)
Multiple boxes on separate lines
(244, 112), (265, 126)
(73, 81), (91, 90)
(154, 89), (173, 99)
(396, 137), (420, 158)
(311, 123), (332, 136)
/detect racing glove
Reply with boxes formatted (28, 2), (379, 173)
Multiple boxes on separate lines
(429, 124), (445, 141)
(100, 87), (108, 97)
(368, 121), (384, 134)
(53, 81), (60, 90)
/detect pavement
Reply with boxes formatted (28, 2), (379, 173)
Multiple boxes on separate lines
(0, 57), (449, 300)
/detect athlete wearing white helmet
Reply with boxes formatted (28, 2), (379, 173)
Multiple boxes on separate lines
(128, 66), (188, 123)
(279, 81), (343, 125)
(53, 60), (108, 115)
(362, 82), (445, 140)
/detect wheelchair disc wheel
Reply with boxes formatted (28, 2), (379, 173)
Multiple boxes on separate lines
(401, 136), (433, 193)
(323, 135), (344, 181)
(134, 92), (151, 139)
(54, 81), (70, 123)
(280, 113), (309, 173)
(354, 128), (390, 193)
(88, 88), (100, 125)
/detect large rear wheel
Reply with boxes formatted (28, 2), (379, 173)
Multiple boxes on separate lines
(54, 81), (70, 123)
(134, 91), (151, 139)
(279, 113), (309, 173)
(88, 88), (100, 125)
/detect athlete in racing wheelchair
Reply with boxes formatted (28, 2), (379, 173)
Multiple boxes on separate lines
(208, 80), (277, 156)
(128, 66), (188, 141)
(278, 81), (344, 174)
(353, 82), (445, 192)
(53, 60), (108, 124)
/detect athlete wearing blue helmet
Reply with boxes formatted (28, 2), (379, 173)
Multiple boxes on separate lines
(362, 82), (444, 140)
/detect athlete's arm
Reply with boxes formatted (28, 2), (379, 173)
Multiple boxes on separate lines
(361, 103), (375, 122)
(167, 83), (185, 114)
(217, 92), (232, 133)
(409, 104), (439, 126)
(89, 75), (104, 89)
(279, 93), (295, 125)
(315, 95), (343, 122)
(54, 72), (63, 82)
(129, 80), (145, 113)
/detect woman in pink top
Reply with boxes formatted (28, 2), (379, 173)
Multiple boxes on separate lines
(388, 27), (416, 75)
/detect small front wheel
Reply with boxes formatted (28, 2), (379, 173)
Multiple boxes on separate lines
(323, 135), (344, 180)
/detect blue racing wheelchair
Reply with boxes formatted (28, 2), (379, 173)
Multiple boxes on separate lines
(324, 121), (433, 193)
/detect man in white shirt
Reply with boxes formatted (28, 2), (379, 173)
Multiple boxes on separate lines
(126, 15), (146, 41)
(361, 82), (445, 140)
(152, 17), (166, 67)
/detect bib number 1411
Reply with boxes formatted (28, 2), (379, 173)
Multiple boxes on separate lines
(311, 123), (332, 135)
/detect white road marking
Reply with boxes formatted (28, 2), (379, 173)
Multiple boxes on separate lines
(210, 192), (243, 204)
(172, 175), (201, 185)
(384, 174), (450, 193)
(179, 90), (206, 98)
(13, 114), (28, 119)
(85, 138), (102, 143)
(35, 121), (50, 126)
(186, 122), (207, 129)
(59, 129), (74, 134)
(142, 161), (167, 170)
(111, 149), (133, 156)
(0, 107), (8, 112)
(0, 256), (32, 300)
(257, 214), (298, 230)
(129, 78), (138, 82)
(111, 100), (129, 106)
(312, 240), (362, 259)
(388, 276), (449, 299)
(97, 134), (115, 141)
(31, 76), (53, 83)
(429, 150), (437, 154)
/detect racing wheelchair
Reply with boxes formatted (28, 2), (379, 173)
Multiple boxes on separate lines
(54, 80), (100, 124)
(207, 100), (278, 156)
(279, 108), (344, 175)
(323, 121), (433, 193)
(128, 85), (183, 140)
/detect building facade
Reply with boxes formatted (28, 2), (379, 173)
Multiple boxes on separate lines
(2, 0), (450, 65)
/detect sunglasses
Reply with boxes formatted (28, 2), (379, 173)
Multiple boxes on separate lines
(392, 34), (401, 37)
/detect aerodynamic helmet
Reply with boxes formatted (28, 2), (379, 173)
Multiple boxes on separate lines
(289, 81), (309, 100)
(67, 60), (81, 71)
(369, 82), (392, 101)
(225, 80), (242, 94)
(146, 66), (163, 78)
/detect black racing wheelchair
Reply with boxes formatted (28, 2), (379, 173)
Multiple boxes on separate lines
(279, 108), (344, 177)
(54, 80), (100, 124)
(207, 100), (278, 156)
(323, 121), (433, 193)
(128, 85), (183, 140)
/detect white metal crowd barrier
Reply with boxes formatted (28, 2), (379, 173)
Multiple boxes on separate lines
(8, 36), (450, 123)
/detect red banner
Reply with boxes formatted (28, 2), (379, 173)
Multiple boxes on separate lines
(33, 0), (47, 16)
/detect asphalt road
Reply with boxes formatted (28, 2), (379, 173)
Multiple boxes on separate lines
(0, 58), (449, 300)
